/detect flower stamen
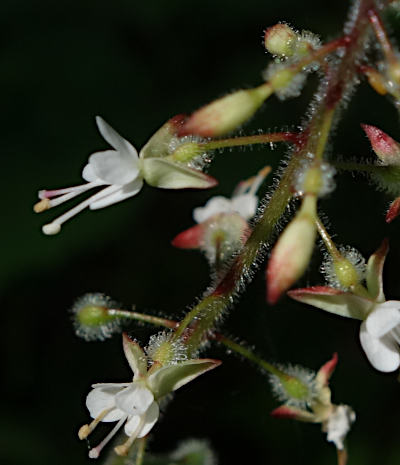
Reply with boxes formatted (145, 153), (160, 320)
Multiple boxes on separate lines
(114, 416), (146, 457)
(88, 416), (127, 459)
(41, 184), (121, 235)
(78, 408), (113, 440)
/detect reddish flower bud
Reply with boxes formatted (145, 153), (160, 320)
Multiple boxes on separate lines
(266, 195), (317, 304)
(362, 124), (400, 165)
(178, 86), (272, 138)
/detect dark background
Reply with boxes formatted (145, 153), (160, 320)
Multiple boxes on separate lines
(2, 1), (400, 464)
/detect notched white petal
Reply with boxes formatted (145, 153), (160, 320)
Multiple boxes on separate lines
(230, 193), (258, 220)
(365, 302), (400, 338)
(89, 178), (144, 210)
(89, 150), (140, 185)
(360, 321), (400, 372)
(86, 386), (126, 422)
(115, 384), (154, 416)
(96, 116), (138, 158)
(193, 196), (232, 223)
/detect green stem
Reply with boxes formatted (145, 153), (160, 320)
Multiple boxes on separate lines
(135, 437), (147, 465)
(333, 161), (380, 173)
(215, 335), (284, 377)
(202, 132), (298, 150)
(107, 309), (177, 329)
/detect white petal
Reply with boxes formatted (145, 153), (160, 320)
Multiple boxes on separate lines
(137, 401), (159, 438)
(360, 321), (400, 372)
(89, 177), (144, 209)
(88, 150), (139, 185)
(365, 301), (400, 338)
(123, 401), (159, 437)
(82, 163), (99, 182)
(86, 385), (126, 422)
(115, 383), (154, 416)
(96, 116), (138, 157)
(324, 405), (355, 450)
(193, 196), (232, 223)
(123, 415), (141, 437)
(231, 193), (258, 220)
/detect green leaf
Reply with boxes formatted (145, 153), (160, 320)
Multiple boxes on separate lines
(147, 358), (221, 399)
(141, 158), (217, 189)
(288, 286), (373, 320)
(122, 333), (148, 379)
(366, 239), (388, 303)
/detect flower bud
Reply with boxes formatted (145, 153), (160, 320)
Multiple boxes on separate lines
(178, 85), (272, 138)
(321, 246), (366, 291)
(269, 365), (317, 408)
(362, 124), (400, 165)
(266, 195), (317, 304)
(72, 293), (123, 341)
(264, 23), (298, 57)
(145, 331), (187, 366)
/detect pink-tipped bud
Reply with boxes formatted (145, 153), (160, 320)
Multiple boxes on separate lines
(386, 196), (400, 223)
(266, 196), (317, 304)
(362, 124), (400, 165)
(178, 86), (272, 138)
(264, 23), (298, 57)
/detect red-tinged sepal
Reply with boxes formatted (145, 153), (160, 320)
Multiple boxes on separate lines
(140, 115), (187, 160)
(288, 286), (373, 320)
(271, 405), (316, 422)
(362, 124), (400, 165)
(122, 333), (148, 379)
(141, 158), (218, 189)
(386, 197), (400, 223)
(315, 353), (338, 387)
(172, 223), (206, 249)
(366, 239), (389, 302)
(147, 358), (221, 400)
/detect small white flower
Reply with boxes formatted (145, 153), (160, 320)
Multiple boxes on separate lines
(78, 333), (221, 458)
(359, 300), (400, 372)
(35, 116), (143, 235)
(192, 166), (270, 223)
(83, 381), (159, 458)
(322, 404), (356, 450)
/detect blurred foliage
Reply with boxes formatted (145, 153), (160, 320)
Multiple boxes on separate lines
(2, 1), (400, 464)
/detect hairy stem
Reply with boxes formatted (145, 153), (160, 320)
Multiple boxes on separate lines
(173, 0), (388, 356)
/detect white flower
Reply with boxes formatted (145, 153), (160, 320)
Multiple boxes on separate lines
(83, 381), (159, 458)
(35, 115), (218, 235)
(35, 116), (143, 235)
(192, 167), (269, 223)
(359, 300), (400, 372)
(322, 405), (356, 450)
(78, 333), (221, 458)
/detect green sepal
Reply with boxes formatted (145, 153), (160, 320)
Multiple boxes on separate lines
(140, 115), (185, 160)
(122, 333), (148, 379)
(288, 286), (373, 320)
(141, 158), (217, 189)
(147, 358), (221, 399)
(366, 239), (388, 303)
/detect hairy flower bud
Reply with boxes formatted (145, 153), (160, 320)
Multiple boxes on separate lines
(362, 124), (400, 165)
(321, 246), (366, 291)
(72, 293), (123, 341)
(178, 85), (272, 137)
(264, 23), (298, 57)
(267, 195), (317, 304)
